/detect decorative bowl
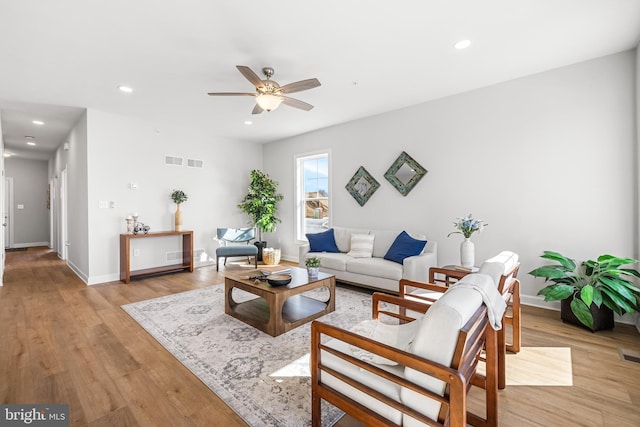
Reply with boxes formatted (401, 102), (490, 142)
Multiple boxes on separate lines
(267, 274), (292, 287)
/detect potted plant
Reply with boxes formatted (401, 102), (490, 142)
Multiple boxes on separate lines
(237, 170), (283, 261)
(529, 251), (640, 331)
(305, 256), (321, 278)
(170, 190), (188, 231)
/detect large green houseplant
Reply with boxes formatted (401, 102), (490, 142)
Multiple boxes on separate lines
(529, 251), (640, 331)
(238, 170), (283, 261)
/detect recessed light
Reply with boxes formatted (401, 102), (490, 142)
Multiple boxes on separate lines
(118, 85), (133, 93)
(27, 142), (36, 146)
(454, 39), (471, 50)
(32, 120), (44, 125)
(244, 121), (253, 125)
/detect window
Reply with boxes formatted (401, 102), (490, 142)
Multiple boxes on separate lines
(296, 152), (330, 240)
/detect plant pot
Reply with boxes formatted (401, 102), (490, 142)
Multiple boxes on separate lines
(254, 241), (267, 262)
(561, 295), (614, 332)
(307, 267), (319, 278)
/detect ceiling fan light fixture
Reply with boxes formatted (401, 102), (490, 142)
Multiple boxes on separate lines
(255, 94), (283, 111)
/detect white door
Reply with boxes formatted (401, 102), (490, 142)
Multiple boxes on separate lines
(4, 177), (13, 249)
(60, 169), (68, 260)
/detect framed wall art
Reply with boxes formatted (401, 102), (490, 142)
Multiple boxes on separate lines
(345, 166), (380, 206)
(384, 151), (427, 196)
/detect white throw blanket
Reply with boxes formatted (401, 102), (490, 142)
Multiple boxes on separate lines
(453, 273), (507, 330)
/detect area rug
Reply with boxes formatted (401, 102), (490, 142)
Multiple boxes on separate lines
(122, 284), (376, 427)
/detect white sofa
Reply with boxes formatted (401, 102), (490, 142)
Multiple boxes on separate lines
(299, 226), (437, 293)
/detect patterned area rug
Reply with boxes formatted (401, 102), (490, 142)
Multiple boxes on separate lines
(122, 284), (375, 427)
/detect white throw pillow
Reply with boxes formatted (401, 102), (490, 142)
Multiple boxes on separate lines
(347, 233), (375, 258)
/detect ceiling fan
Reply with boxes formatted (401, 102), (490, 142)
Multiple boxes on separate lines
(208, 65), (321, 114)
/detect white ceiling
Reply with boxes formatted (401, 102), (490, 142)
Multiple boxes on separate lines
(1, 0), (639, 160)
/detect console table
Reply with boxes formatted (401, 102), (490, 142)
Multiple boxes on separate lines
(120, 230), (194, 283)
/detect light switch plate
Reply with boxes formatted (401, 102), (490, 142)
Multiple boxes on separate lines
(98, 200), (109, 209)
(17, 204), (24, 209)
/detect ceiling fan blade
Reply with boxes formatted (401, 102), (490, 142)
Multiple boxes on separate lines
(237, 65), (265, 89)
(282, 96), (314, 111)
(277, 78), (321, 95)
(251, 103), (264, 115)
(207, 92), (256, 96)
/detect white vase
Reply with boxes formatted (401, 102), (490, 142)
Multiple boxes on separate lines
(460, 238), (475, 268)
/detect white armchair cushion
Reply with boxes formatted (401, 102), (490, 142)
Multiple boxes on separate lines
(479, 251), (519, 287)
(321, 335), (404, 424)
(402, 286), (484, 425)
(347, 233), (375, 258)
(350, 319), (421, 365)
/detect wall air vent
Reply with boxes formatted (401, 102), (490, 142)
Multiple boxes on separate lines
(166, 249), (205, 262)
(187, 158), (204, 168)
(164, 155), (184, 166)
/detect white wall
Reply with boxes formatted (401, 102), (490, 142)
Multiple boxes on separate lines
(264, 50), (637, 304)
(84, 110), (262, 284)
(5, 158), (49, 246)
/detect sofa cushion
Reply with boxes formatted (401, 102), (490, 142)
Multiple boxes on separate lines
(346, 257), (403, 280)
(309, 252), (350, 271)
(306, 228), (340, 253)
(383, 231), (427, 264)
(347, 233), (375, 258)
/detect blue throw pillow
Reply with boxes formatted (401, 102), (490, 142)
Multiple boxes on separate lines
(306, 228), (340, 253)
(383, 231), (427, 264)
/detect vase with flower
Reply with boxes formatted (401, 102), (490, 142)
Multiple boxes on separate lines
(448, 214), (488, 268)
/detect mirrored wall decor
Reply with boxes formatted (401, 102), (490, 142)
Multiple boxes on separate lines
(345, 166), (380, 206)
(384, 151), (428, 196)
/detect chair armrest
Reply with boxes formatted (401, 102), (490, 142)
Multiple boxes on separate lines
(372, 292), (432, 322)
(398, 279), (448, 298)
(402, 241), (437, 283)
(298, 243), (310, 267)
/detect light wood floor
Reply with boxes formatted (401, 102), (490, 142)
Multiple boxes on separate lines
(1, 247), (640, 426)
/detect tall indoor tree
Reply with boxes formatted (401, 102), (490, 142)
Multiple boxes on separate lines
(238, 170), (284, 260)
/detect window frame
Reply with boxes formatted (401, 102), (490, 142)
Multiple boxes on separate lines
(295, 150), (331, 242)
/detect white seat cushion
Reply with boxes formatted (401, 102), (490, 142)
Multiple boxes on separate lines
(309, 253), (351, 271)
(346, 257), (403, 280)
(321, 328), (405, 424)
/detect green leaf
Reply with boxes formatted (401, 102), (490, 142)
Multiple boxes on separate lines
(598, 277), (636, 302)
(580, 285), (594, 307)
(538, 284), (575, 301)
(528, 266), (573, 280)
(600, 288), (635, 314)
(570, 298), (594, 329)
(592, 287), (603, 307)
(540, 251), (576, 270)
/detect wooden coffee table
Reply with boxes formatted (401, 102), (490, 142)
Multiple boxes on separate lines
(224, 266), (336, 337)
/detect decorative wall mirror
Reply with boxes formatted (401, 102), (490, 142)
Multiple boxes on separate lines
(384, 151), (427, 196)
(345, 166), (380, 206)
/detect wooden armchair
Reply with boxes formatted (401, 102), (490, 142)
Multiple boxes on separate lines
(311, 285), (499, 427)
(400, 252), (521, 389)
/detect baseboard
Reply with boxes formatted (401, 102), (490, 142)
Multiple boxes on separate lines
(67, 259), (89, 285)
(11, 242), (49, 248)
(521, 294), (635, 326)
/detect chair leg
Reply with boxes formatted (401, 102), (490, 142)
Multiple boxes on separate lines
(497, 327), (506, 390)
(216, 256), (219, 271)
(510, 281), (521, 353)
